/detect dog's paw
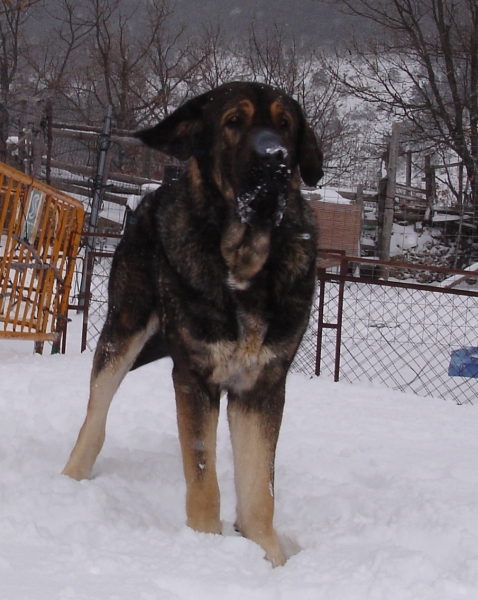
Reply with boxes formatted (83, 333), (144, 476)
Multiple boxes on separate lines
(221, 521), (243, 537)
(277, 533), (302, 561)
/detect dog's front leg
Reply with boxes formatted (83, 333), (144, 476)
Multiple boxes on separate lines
(63, 318), (158, 481)
(227, 380), (287, 567)
(173, 366), (222, 535)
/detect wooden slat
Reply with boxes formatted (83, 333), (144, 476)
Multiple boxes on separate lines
(309, 200), (362, 257)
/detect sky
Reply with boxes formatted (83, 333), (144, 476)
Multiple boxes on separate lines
(169, 0), (355, 42)
(34, 0), (360, 45)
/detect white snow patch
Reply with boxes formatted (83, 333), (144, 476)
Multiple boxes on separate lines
(0, 316), (478, 599)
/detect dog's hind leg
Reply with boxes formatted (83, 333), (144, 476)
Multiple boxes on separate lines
(62, 315), (159, 481)
(228, 385), (287, 567)
(173, 366), (222, 535)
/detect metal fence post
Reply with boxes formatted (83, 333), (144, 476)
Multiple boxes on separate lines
(333, 258), (348, 382)
(78, 105), (113, 309)
(315, 274), (327, 377)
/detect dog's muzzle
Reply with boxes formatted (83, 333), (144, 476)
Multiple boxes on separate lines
(254, 130), (288, 165)
(237, 130), (290, 227)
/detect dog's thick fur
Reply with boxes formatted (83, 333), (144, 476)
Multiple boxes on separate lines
(63, 82), (323, 567)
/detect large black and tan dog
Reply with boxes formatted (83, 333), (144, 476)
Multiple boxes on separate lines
(63, 82), (323, 567)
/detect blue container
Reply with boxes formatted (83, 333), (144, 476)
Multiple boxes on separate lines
(448, 348), (478, 378)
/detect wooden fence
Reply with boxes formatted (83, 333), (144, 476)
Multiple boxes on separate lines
(0, 162), (84, 345)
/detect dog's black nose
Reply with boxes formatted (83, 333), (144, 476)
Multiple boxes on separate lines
(253, 130), (287, 165)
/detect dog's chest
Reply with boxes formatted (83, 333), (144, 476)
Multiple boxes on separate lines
(184, 308), (274, 394)
(209, 310), (274, 392)
(163, 215), (291, 392)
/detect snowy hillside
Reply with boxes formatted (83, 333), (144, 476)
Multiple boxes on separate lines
(1, 319), (478, 599)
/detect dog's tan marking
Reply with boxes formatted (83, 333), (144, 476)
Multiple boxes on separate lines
(62, 315), (159, 481)
(227, 406), (286, 567)
(221, 100), (255, 153)
(290, 167), (302, 192)
(211, 311), (274, 391)
(221, 100), (255, 127)
(212, 163), (236, 202)
(208, 338), (275, 393)
(270, 100), (293, 128)
(174, 375), (221, 534)
(188, 157), (203, 192)
(181, 310), (275, 393)
(221, 222), (271, 289)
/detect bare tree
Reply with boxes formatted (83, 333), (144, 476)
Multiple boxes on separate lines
(21, 0), (219, 129)
(66, 0), (206, 126)
(243, 22), (289, 88)
(327, 0), (478, 204)
(36, 0), (180, 128)
(0, 0), (42, 165)
(84, 0), (162, 130)
(25, 0), (93, 105)
(141, 0), (206, 121)
(240, 22), (360, 178)
(0, 0), (41, 105)
(189, 23), (244, 92)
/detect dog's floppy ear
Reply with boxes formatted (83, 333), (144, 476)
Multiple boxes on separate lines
(134, 93), (209, 160)
(295, 103), (324, 187)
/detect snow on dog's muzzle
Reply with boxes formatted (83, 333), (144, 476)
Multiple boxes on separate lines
(253, 130), (288, 165)
(237, 130), (290, 227)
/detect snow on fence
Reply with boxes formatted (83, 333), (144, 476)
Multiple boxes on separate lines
(0, 162), (84, 348)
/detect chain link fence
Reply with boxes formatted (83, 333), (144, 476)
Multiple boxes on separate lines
(78, 248), (478, 405)
(292, 257), (478, 405)
(79, 251), (114, 351)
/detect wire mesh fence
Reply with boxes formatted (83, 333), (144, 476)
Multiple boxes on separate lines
(78, 246), (478, 405)
(79, 251), (113, 352)
(291, 257), (478, 405)
(3, 99), (168, 243)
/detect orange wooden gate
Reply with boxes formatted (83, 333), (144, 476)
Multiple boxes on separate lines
(0, 162), (84, 343)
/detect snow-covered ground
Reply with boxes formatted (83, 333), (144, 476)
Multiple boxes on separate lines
(1, 316), (478, 599)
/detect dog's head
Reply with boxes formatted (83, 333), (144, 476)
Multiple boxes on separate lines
(135, 82), (323, 227)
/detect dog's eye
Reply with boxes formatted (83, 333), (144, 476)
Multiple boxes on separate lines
(225, 115), (242, 128)
(278, 118), (290, 131)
